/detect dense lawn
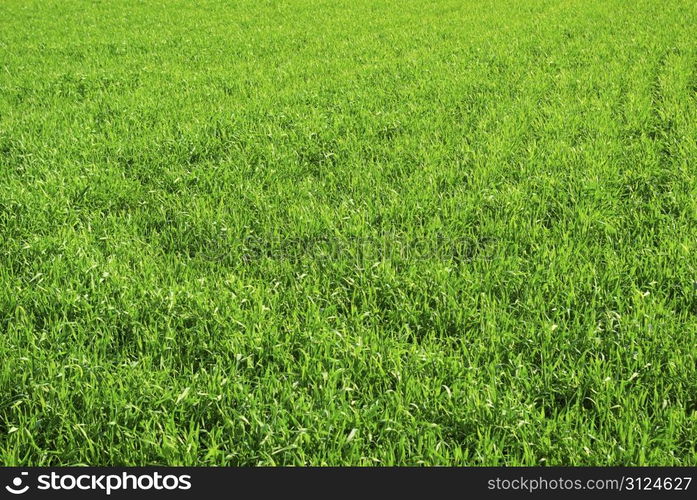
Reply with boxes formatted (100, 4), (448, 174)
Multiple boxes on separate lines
(1, 0), (696, 465)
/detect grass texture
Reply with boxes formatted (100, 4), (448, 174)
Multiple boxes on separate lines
(1, 0), (696, 465)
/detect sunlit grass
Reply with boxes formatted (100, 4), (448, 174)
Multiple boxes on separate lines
(0, 0), (695, 465)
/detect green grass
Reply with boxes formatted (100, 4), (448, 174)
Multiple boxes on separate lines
(1, 0), (696, 466)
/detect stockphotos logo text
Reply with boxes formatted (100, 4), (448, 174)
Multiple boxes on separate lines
(4, 472), (192, 496)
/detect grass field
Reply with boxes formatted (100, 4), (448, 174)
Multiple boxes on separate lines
(1, 0), (696, 466)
